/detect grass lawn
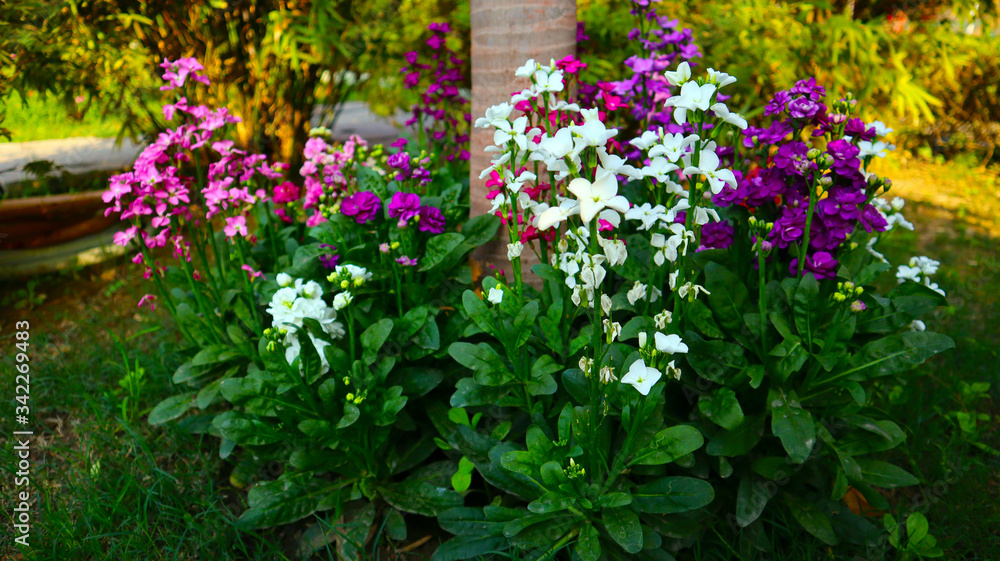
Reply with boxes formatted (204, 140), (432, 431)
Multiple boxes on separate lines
(0, 158), (997, 560)
(1, 89), (126, 143)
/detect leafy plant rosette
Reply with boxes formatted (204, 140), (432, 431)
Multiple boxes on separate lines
(104, 54), (502, 555)
(432, 55), (952, 559)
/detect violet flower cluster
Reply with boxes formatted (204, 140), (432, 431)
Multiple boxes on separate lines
(714, 80), (892, 279)
(299, 134), (367, 227)
(400, 22), (470, 162)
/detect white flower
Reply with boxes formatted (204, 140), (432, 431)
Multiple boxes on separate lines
(627, 281), (648, 306)
(475, 103), (514, 129)
(896, 264), (922, 283)
(678, 282), (710, 300)
(665, 360), (682, 381)
(910, 320), (926, 332)
(570, 286), (582, 306)
(710, 103), (748, 130)
(867, 238), (889, 264)
(663, 61), (691, 87)
(664, 81), (717, 125)
(538, 128), (574, 159)
(569, 110), (618, 148)
(910, 256), (940, 276)
(683, 149), (737, 194)
(505, 169), (536, 194)
(629, 130), (660, 151)
(494, 116), (529, 150)
(642, 157), (680, 183)
(599, 366), (618, 384)
(858, 140), (893, 159)
(603, 319), (621, 342)
(532, 68), (565, 93)
(600, 237), (628, 266)
(706, 68), (737, 88)
(654, 310), (673, 329)
(579, 356), (593, 376)
(601, 294), (613, 315)
(621, 358), (662, 396)
(276, 273), (292, 287)
(299, 280), (324, 301)
(924, 280), (946, 297)
(625, 203), (668, 231)
(891, 197), (906, 211)
(487, 287), (504, 305)
(638, 332), (648, 348)
(567, 170), (630, 224)
(549, 96), (581, 113)
(515, 59), (538, 78)
(654, 332), (689, 354)
(870, 120), (894, 138)
(649, 133), (699, 163)
(507, 241), (524, 261)
(333, 292), (353, 310)
(597, 147), (642, 180)
(651, 224), (694, 265)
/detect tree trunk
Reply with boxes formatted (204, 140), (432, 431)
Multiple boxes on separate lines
(469, 0), (577, 283)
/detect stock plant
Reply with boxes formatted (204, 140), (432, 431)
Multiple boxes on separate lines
(435, 31), (952, 559)
(102, 12), (960, 561)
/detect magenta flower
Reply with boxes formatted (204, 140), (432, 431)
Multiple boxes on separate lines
(159, 57), (211, 91)
(388, 192), (421, 221)
(272, 181), (301, 204)
(396, 256), (419, 267)
(417, 205), (446, 234)
(137, 294), (158, 312)
(242, 264), (264, 281)
(224, 215), (248, 237)
(790, 251), (838, 280)
(341, 191), (383, 224)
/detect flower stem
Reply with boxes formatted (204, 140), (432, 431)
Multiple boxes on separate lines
(757, 245), (769, 361)
(798, 178), (819, 276)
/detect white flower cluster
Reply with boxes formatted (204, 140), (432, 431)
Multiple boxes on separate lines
(896, 256), (945, 297)
(871, 196), (914, 232)
(547, 226), (627, 308)
(267, 273), (346, 374)
(325, 264), (372, 310)
(858, 121), (895, 159)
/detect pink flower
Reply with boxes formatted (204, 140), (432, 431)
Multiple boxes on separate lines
(113, 226), (139, 246)
(137, 294), (158, 311)
(224, 215), (248, 237)
(241, 265), (264, 281)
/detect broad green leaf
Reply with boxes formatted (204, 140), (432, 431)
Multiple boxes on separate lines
(462, 290), (493, 335)
(603, 507), (643, 553)
(381, 478), (463, 517)
(448, 342), (512, 386)
(512, 300), (540, 349)
(431, 536), (507, 561)
(148, 392), (196, 425)
(237, 479), (341, 530)
(361, 319), (393, 366)
(706, 415), (765, 457)
(575, 523), (601, 561)
(736, 475), (775, 527)
(420, 233), (465, 271)
(631, 425), (705, 466)
(704, 262), (750, 335)
(461, 213), (501, 247)
(854, 459), (919, 488)
(769, 388), (816, 464)
(793, 273), (820, 349)
(632, 477), (715, 514)
(698, 388), (744, 430)
(784, 494), (838, 546)
(838, 331), (955, 381)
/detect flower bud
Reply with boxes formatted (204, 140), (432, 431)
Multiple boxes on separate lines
(806, 148), (822, 160)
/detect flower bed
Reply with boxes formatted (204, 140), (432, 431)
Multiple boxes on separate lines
(106, 14), (952, 561)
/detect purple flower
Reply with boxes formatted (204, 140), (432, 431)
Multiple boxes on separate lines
(787, 96), (821, 120)
(319, 244), (340, 270)
(396, 256), (419, 267)
(765, 91), (791, 116)
(859, 203), (889, 233)
(827, 139), (861, 175)
(387, 152), (411, 170)
(845, 118), (877, 141)
(341, 191), (382, 224)
(417, 205), (446, 234)
(790, 251), (838, 280)
(790, 77), (826, 102)
(388, 191), (421, 221)
(699, 220), (734, 251)
(770, 202), (808, 248)
(774, 142), (814, 177)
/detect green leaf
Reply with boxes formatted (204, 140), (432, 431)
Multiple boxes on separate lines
(704, 262), (750, 335)
(575, 523), (601, 561)
(793, 273), (820, 349)
(631, 425), (704, 466)
(461, 213), (501, 247)
(382, 477), (464, 517)
(214, 411), (282, 445)
(698, 388), (744, 430)
(237, 479), (341, 530)
(527, 492), (576, 514)
(361, 319), (393, 366)
(431, 536), (508, 561)
(784, 494), (838, 545)
(450, 378), (509, 407)
(448, 342), (512, 386)
(603, 507), (643, 553)
(687, 298), (726, 338)
(148, 392), (196, 425)
(769, 388), (816, 464)
(736, 475), (775, 527)
(683, 332), (748, 384)
(420, 233), (466, 271)
(462, 290), (493, 335)
(706, 415), (764, 457)
(854, 459), (919, 488)
(632, 477), (715, 514)
(512, 300), (540, 349)
(838, 331), (955, 381)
